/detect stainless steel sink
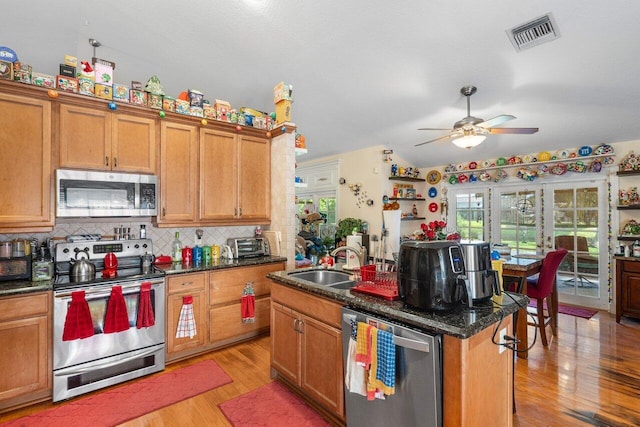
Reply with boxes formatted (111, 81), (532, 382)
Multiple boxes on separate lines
(288, 269), (354, 288)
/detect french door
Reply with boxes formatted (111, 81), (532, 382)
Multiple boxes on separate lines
(543, 180), (608, 309)
(492, 179), (608, 309)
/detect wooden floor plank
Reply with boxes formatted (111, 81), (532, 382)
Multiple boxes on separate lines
(1, 312), (639, 426)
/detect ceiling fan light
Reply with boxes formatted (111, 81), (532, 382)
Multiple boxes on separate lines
(452, 134), (486, 148)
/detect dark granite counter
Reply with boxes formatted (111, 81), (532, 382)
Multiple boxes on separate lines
(0, 279), (53, 298)
(157, 255), (288, 276)
(268, 266), (528, 339)
(0, 256), (287, 298)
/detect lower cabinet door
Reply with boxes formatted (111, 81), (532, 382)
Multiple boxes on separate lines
(270, 303), (300, 383)
(166, 291), (207, 355)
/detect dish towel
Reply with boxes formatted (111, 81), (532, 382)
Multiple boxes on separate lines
(103, 285), (130, 333)
(136, 282), (155, 328)
(355, 322), (373, 368)
(176, 295), (197, 339)
(371, 328), (396, 396)
(345, 321), (367, 396)
(62, 290), (94, 341)
(241, 282), (255, 323)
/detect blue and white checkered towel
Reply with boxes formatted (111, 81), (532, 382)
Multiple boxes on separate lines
(373, 328), (395, 395)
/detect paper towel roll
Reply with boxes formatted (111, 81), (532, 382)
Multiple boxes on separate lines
(345, 235), (363, 269)
(382, 210), (401, 261)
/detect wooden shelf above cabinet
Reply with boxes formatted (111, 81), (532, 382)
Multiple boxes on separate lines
(388, 176), (425, 182)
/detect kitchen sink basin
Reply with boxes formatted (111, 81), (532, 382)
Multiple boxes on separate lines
(288, 269), (354, 287)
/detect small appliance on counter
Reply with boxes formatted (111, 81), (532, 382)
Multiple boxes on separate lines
(397, 240), (470, 311)
(459, 241), (501, 302)
(226, 237), (269, 258)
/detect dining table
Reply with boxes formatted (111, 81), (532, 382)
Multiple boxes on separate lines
(501, 255), (545, 359)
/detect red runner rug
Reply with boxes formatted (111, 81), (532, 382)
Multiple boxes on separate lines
(2, 360), (232, 427)
(219, 381), (331, 427)
(528, 301), (598, 319)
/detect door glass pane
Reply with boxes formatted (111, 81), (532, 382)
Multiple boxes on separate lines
(455, 192), (486, 240)
(499, 190), (537, 255)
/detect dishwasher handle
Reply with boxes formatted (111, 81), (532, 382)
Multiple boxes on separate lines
(342, 313), (431, 353)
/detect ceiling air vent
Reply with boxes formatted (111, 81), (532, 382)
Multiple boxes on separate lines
(506, 13), (560, 51)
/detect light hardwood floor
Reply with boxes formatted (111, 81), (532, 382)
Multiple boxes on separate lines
(2, 311), (639, 426)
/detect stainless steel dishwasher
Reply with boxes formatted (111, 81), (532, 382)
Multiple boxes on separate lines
(341, 307), (443, 427)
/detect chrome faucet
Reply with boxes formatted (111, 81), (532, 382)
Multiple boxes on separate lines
(330, 245), (368, 267)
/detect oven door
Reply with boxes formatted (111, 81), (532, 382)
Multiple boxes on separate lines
(53, 278), (165, 370)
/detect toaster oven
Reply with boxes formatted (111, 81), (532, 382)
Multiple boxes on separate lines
(227, 237), (269, 258)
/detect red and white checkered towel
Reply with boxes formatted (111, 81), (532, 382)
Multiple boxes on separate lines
(176, 295), (197, 339)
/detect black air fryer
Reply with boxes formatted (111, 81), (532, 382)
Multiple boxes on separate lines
(398, 240), (469, 311)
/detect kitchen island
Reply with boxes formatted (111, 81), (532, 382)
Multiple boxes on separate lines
(268, 266), (527, 427)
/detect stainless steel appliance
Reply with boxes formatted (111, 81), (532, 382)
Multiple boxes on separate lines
(341, 307), (442, 427)
(460, 241), (500, 301)
(56, 169), (158, 218)
(397, 240), (470, 311)
(52, 238), (165, 402)
(226, 237), (269, 258)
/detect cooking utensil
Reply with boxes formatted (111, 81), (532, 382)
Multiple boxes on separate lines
(70, 250), (96, 282)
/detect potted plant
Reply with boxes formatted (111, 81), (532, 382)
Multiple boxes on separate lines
(336, 218), (364, 242)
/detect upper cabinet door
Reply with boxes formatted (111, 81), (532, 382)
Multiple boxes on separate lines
(239, 135), (270, 220)
(59, 104), (111, 171)
(0, 92), (53, 231)
(199, 129), (238, 221)
(159, 121), (198, 223)
(111, 114), (157, 174)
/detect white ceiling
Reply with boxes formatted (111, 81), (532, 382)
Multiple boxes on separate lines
(4, 1), (640, 167)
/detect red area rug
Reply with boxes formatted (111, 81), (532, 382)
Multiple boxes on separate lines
(3, 360), (232, 427)
(219, 381), (331, 427)
(528, 301), (598, 319)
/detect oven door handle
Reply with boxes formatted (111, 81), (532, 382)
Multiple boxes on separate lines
(53, 345), (163, 376)
(54, 280), (164, 299)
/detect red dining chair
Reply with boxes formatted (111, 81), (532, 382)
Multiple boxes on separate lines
(526, 248), (568, 347)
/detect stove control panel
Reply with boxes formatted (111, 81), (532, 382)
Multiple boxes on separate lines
(55, 239), (153, 261)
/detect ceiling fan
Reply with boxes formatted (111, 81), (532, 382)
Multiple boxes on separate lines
(416, 85), (539, 148)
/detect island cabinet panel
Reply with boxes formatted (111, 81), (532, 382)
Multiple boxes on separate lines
(0, 292), (52, 413)
(158, 121), (198, 223)
(0, 92), (53, 232)
(443, 315), (513, 427)
(59, 105), (157, 173)
(270, 283), (345, 421)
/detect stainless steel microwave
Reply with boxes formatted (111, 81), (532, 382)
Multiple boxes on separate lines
(56, 169), (158, 217)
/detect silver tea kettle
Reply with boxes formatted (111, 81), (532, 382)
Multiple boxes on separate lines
(70, 250), (96, 282)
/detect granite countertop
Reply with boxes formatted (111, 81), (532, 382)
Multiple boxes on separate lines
(0, 256), (287, 298)
(157, 255), (288, 275)
(0, 279), (53, 298)
(268, 266), (528, 339)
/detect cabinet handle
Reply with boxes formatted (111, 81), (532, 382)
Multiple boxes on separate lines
(105, 156), (109, 167)
(293, 318), (299, 332)
(162, 207), (166, 217)
(182, 281), (193, 286)
(298, 319), (304, 334)
(113, 157), (118, 167)
(239, 207), (242, 217)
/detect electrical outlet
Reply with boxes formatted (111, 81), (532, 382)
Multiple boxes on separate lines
(498, 328), (508, 354)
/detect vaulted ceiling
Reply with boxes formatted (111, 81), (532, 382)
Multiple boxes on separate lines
(4, 1), (640, 167)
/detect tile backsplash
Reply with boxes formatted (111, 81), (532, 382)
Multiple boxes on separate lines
(0, 220), (258, 259)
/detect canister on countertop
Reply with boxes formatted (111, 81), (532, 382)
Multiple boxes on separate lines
(202, 246), (212, 264)
(211, 244), (221, 259)
(0, 241), (11, 258)
(12, 239), (25, 257)
(192, 246), (202, 265)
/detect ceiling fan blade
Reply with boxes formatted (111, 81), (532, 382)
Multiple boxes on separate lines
(417, 127), (452, 131)
(488, 127), (539, 134)
(415, 133), (455, 147)
(477, 114), (516, 128)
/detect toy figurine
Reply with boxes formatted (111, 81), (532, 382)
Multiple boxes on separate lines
(391, 164), (398, 176)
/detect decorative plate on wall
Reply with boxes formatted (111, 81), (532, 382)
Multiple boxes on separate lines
(428, 187), (438, 198)
(426, 170), (441, 184)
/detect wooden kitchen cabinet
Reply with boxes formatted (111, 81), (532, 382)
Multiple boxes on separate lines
(0, 292), (52, 413)
(200, 129), (271, 222)
(208, 263), (283, 345)
(158, 121), (199, 223)
(59, 104), (157, 173)
(0, 91), (53, 232)
(166, 272), (208, 361)
(270, 283), (345, 420)
(615, 258), (640, 322)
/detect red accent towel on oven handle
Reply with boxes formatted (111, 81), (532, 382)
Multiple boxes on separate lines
(62, 290), (95, 341)
(104, 285), (130, 333)
(137, 281), (155, 328)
